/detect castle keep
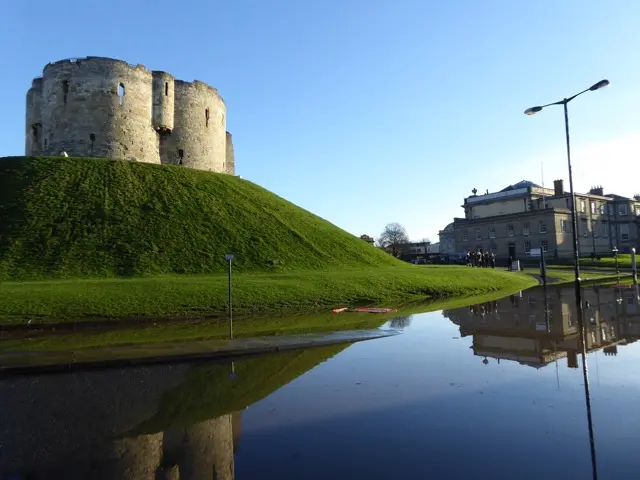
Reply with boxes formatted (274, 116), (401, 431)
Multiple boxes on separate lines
(25, 57), (235, 174)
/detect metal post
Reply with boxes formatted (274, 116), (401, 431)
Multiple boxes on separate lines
(631, 248), (637, 286)
(564, 101), (598, 480)
(225, 254), (234, 339)
(540, 247), (547, 287)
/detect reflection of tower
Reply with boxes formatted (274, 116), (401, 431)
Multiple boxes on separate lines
(161, 413), (237, 480)
(105, 433), (164, 480)
(232, 411), (243, 453)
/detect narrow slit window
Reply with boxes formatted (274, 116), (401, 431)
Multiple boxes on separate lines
(32, 125), (38, 142)
(62, 80), (69, 104)
(117, 83), (125, 105)
(165, 82), (168, 96)
(205, 108), (210, 127)
(44, 138), (48, 148)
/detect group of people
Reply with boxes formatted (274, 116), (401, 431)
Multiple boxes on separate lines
(466, 249), (496, 268)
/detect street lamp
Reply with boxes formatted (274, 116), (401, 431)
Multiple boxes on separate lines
(612, 247), (619, 282)
(525, 79), (609, 480)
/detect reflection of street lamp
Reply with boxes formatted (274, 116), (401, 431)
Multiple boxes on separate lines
(525, 81), (609, 480)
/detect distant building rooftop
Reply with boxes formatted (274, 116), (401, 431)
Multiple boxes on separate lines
(499, 180), (541, 192)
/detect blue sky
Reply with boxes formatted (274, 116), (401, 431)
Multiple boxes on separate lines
(3, 0), (639, 242)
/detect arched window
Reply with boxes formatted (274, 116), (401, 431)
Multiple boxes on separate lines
(117, 83), (125, 105)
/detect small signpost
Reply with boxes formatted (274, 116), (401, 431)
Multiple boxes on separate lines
(225, 254), (234, 339)
(632, 247), (638, 286)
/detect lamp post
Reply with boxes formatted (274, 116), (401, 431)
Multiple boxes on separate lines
(525, 79), (609, 480)
(612, 247), (619, 283)
(524, 79), (609, 306)
(225, 254), (235, 339)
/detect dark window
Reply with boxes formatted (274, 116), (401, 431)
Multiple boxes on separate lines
(31, 125), (38, 141)
(165, 82), (168, 96)
(117, 83), (125, 105)
(205, 108), (210, 127)
(89, 133), (96, 142)
(44, 138), (48, 148)
(62, 80), (69, 104)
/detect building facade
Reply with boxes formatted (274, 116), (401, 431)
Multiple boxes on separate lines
(453, 180), (640, 260)
(25, 57), (235, 174)
(438, 223), (456, 254)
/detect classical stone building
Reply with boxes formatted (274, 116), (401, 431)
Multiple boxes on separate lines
(25, 57), (235, 174)
(438, 223), (456, 254)
(453, 180), (640, 260)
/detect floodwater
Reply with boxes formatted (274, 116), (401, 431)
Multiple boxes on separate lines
(2, 284), (640, 479)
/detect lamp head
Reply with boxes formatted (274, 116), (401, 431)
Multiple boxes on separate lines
(524, 106), (543, 115)
(589, 79), (609, 91)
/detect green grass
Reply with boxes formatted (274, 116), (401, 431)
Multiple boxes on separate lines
(1, 285), (533, 353)
(537, 268), (624, 285)
(579, 254), (634, 270)
(0, 267), (537, 325)
(0, 156), (537, 327)
(0, 156), (401, 280)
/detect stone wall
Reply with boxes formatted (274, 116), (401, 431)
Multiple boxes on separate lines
(165, 80), (226, 171)
(25, 57), (234, 173)
(225, 131), (235, 175)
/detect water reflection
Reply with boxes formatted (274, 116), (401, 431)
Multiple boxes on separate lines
(0, 345), (347, 479)
(442, 285), (640, 368)
(3, 285), (640, 479)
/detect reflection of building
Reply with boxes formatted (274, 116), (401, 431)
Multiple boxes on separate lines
(443, 285), (640, 368)
(452, 180), (640, 260)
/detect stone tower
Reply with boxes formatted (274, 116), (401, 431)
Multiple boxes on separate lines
(25, 57), (235, 174)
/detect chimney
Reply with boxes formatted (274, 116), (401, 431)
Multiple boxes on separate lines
(553, 179), (564, 196)
(589, 185), (604, 196)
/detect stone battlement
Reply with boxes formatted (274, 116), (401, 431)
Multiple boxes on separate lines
(26, 57), (235, 174)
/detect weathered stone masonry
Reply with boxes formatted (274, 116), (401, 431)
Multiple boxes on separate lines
(25, 57), (235, 174)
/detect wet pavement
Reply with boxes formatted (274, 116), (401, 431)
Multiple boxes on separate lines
(0, 329), (398, 375)
(2, 283), (640, 479)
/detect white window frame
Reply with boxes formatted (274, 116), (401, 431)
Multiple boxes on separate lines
(489, 227), (496, 239)
(539, 222), (547, 234)
(619, 204), (628, 216)
(523, 222), (530, 236)
(462, 230), (468, 241)
(581, 219), (588, 237)
(560, 219), (568, 233)
(524, 240), (531, 255)
(508, 224), (515, 237)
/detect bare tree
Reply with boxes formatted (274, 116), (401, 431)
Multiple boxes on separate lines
(377, 223), (409, 257)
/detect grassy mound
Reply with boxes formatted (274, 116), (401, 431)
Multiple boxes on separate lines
(0, 156), (399, 280)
